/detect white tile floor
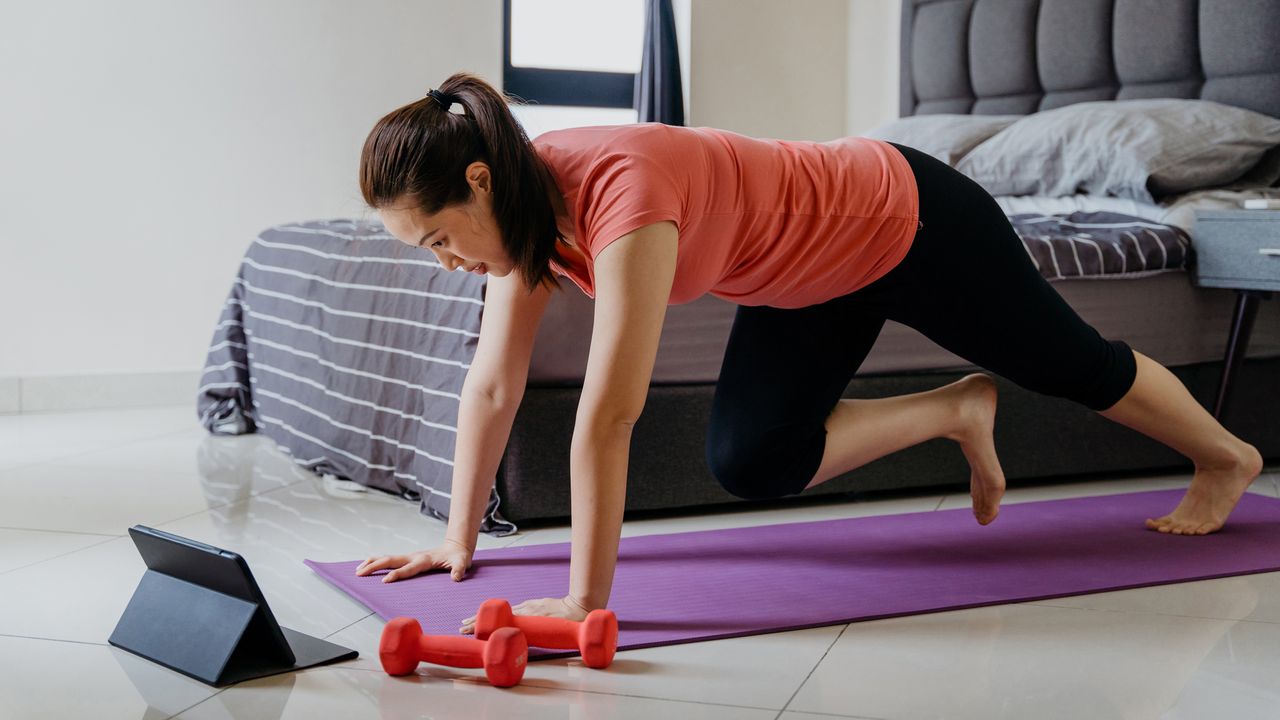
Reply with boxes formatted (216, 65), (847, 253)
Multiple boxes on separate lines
(2, 405), (1279, 720)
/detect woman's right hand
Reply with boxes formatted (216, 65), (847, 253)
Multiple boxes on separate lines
(354, 538), (474, 583)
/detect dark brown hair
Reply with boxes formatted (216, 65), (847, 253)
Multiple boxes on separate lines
(359, 72), (566, 290)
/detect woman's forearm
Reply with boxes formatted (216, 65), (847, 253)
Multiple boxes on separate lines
(445, 382), (524, 549)
(567, 418), (633, 609)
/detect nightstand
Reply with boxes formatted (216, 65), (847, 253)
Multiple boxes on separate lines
(1191, 209), (1280, 419)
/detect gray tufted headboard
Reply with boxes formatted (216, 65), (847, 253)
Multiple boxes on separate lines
(899, 0), (1280, 119)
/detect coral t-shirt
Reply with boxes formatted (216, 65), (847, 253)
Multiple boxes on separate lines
(533, 123), (919, 308)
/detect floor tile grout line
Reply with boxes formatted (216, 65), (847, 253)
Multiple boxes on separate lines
(0, 404), (194, 418)
(323, 612), (376, 640)
(0, 476), (311, 579)
(779, 710), (891, 720)
(156, 475), (310, 527)
(0, 425), (209, 474)
(28, 430), (263, 475)
(164, 689), (230, 720)
(1020, 599), (1280, 626)
(1, 475), (311, 550)
(0, 534), (120, 577)
(335, 662), (794, 712)
(0, 525), (120, 537)
(1, 484), (322, 575)
(0, 632), (110, 646)
(499, 531), (532, 548)
(512, 682), (789, 713)
(776, 623), (851, 720)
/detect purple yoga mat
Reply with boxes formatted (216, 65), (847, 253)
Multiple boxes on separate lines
(306, 489), (1280, 660)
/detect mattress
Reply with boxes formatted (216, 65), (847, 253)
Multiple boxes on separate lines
(531, 270), (1280, 385)
(865, 272), (1280, 375)
(528, 192), (1280, 384)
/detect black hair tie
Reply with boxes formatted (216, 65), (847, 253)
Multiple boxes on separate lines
(427, 88), (457, 112)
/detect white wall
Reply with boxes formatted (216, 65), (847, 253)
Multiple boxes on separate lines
(673, 0), (693, 121)
(683, 0), (899, 139)
(846, 0), (902, 136)
(1, 0), (502, 382)
(688, 0), (850, 141)
(0, 0), (902, 411)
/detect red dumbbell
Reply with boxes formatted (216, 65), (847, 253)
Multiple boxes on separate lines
(379, 616), (527, 687)
(474, 598), (619, 669)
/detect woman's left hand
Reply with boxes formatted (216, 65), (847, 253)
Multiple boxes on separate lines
(459, 595), (592, 635)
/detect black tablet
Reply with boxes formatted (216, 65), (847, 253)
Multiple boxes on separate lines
(110, 525), (356, 686)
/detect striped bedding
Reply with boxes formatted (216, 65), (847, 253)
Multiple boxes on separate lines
(196, 219), (513, 534)
(196, 211), (1189, 535)
(1007, 211), (1191, 280)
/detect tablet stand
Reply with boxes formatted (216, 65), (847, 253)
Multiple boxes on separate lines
(110, 568), (356, 686)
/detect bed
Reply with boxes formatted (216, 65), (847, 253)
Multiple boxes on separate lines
(199, 0), (1280, 531)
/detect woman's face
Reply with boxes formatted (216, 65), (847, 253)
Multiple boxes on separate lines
(379, 162), (514, 278)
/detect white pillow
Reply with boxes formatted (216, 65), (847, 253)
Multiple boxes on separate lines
(955, 99), (1280, 202)
(863, 114), (1020, 166)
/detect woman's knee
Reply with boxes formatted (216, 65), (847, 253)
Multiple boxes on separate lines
(1009, 339), (1138, 411)
(1072, 339), (1138, 411)
(705, 424), (825, 500)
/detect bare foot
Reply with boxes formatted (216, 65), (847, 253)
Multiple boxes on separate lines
(945, 374), (1006, 525)
(1145, 442), (1264, 535)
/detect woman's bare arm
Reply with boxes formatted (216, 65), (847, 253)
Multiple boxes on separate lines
(568, 221), (679, 609)
(446, 269), (555, 547)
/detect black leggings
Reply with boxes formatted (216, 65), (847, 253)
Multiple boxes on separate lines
(705, 142), (1138, 501)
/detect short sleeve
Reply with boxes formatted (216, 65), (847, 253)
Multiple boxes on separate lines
(579, 151), (684, 259)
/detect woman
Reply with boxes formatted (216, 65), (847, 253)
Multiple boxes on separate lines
(355, 73), (1264, 632)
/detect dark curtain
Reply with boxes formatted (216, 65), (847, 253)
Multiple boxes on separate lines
(634, 0), (685, 125)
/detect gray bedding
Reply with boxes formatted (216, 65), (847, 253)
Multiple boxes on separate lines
(1008, 211), (1190, 279)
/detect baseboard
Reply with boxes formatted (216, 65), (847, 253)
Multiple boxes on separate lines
(0, 377), (19, 414)
(0, 371), (201, 415)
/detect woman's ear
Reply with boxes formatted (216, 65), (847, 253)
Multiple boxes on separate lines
(466, 161), (493, 196)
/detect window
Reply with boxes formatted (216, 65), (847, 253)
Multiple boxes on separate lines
(503, 0), (644, 138)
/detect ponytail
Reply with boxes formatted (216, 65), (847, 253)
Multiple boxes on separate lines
(359, 72), (566, 290)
